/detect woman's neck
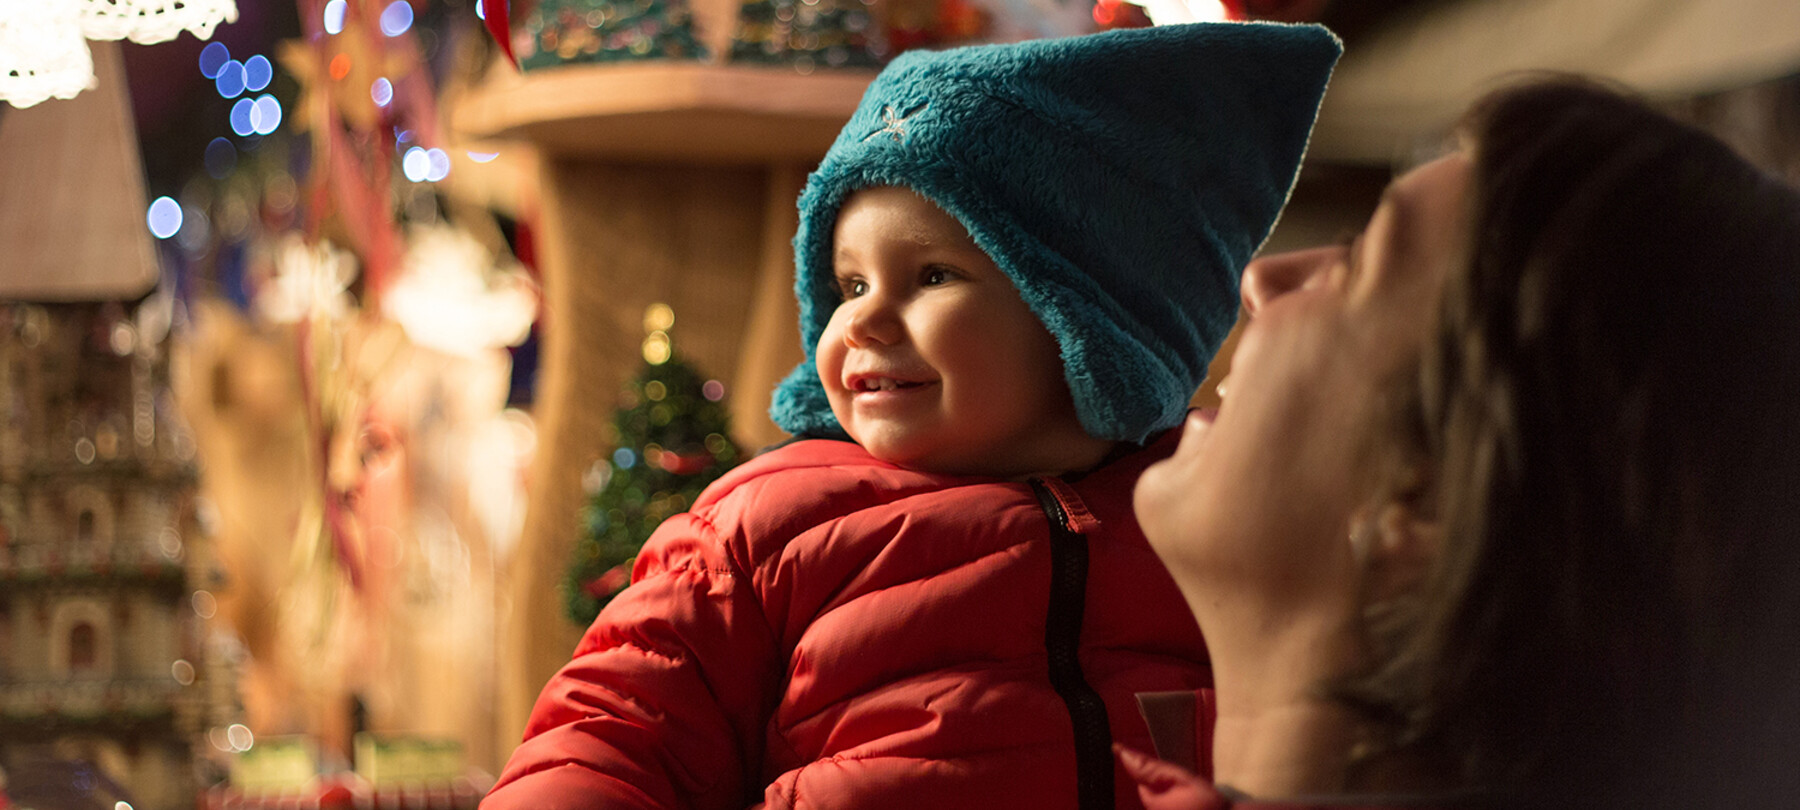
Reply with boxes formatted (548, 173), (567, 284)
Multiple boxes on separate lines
(1208, 621), (1367, 798)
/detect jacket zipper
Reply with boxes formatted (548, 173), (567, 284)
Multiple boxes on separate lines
(1029, 478), (1114, 810)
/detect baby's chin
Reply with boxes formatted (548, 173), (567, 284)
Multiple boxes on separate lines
(859, 437), (1117, 481)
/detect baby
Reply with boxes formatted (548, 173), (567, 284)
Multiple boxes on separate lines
(486, 22), (1339, 810)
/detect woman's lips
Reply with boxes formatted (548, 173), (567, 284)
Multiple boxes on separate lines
(1176, 408), (1218, 446)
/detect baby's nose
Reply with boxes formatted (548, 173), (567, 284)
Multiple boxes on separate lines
(844, 300), (904, 347)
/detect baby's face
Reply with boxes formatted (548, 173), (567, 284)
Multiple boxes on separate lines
(816, 187), (1110, 478)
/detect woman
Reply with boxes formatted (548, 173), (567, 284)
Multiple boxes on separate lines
(1131, 79), (1800, 808)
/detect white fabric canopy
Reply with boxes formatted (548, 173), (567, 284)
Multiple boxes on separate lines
(1310, 0), (1800, 163)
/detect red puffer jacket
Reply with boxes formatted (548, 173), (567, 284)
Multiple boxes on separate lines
(484, 434), (1212, 809)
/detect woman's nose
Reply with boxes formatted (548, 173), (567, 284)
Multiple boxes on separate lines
(1240, 245), (1338, 317)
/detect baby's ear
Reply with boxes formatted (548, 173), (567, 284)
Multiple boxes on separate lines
(1358, 499), (1442, 603)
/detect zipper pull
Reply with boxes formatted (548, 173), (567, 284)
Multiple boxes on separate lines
(1035, 476), (1102, 536)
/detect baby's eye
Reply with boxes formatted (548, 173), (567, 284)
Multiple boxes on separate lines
(922, 266), (953, 286)
(835, 278), (869, 299)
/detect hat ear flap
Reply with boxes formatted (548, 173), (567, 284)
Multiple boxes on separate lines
(771, 361), (851, 441)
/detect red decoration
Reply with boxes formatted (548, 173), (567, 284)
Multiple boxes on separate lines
(582, 562), (633, 599)
(657, 450), (712, 476)
(1092, 0), (1152, 29)
(887, 0), (989, 54)
(483, 0), (519, 68)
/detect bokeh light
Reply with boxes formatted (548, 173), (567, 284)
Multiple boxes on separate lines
(198, 42), (230, 78)
(177, 205), (211, 251)
(402, 146), (430, 182)
(613, 448), (637, 469)
(243, 54), (273, 91)
(266, 173), (299, 214)
(204, 137), (237, 179)
(703, 380), (726, 401)
(475, 0), (485, 19)
(251, 95), (282, 135)
(468, 151), (500, 163)
(146, 197), (182, 239)
(380, 1), (415, 36)
(324, 0), (347, 34)
(371, 76), (393, 107)
(214, 59), (246, 98)
(425, 148), (451, 181)
(227, 724), (254, 752)
(329, 53), (352, 80)
(229, 98), (256, 136)
(193, 590), (218, 619)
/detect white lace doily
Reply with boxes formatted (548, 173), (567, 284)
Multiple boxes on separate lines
(0, 0), (96, 109)
(1, 0), (239, 107)
(78, 0), (240, 44)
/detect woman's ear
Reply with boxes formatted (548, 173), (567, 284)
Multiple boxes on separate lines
(1360, 501), (1442, 603)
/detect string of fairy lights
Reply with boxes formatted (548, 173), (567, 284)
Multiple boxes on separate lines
(141, 1), (483, 247)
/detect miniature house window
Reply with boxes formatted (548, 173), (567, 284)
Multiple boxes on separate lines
(76, 509), (95, 544)
(69, 621), (97, 672)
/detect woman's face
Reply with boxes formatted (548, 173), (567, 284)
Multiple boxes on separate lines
(1135, 153), (1471, 620)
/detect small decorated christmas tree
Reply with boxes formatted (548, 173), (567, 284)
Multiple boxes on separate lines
(563, 304), (742, 625)
(727, 0), (886, 71)
(517, 0), (710, 70)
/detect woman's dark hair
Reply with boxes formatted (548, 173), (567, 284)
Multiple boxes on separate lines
(1359, 78), (1800, 807)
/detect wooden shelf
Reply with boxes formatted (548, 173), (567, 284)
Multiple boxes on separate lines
(452, 62), (877, 163)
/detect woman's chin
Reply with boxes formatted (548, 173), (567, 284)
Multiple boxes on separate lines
(1135, 408), (1226, 559)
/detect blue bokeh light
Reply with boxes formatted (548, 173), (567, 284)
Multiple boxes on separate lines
(204, 137), (237, 179)
(198, 42), (230, 78)
(252, 95), (283, 135)
(402, 147), (430, 182)
(243, 55), (273, 92)
(475, 0), (485, 20)
(371, 77), (393, 107)
(215, 60), (246, 98)
(380, 1), (414, 36)
(324, 0), (347, 34)
(147, 197), (183, 239)
(425, 148), (451, 182)
(229, 98), (256, 136)
(613, 448), (637, 469)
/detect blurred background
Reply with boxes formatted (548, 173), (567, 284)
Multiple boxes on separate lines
(1, 0), (1796, 806)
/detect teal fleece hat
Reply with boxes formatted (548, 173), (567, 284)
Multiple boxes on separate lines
(771, 22), (1342, 444)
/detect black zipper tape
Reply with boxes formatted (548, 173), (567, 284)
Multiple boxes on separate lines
(1030, 478), (1114, 810)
